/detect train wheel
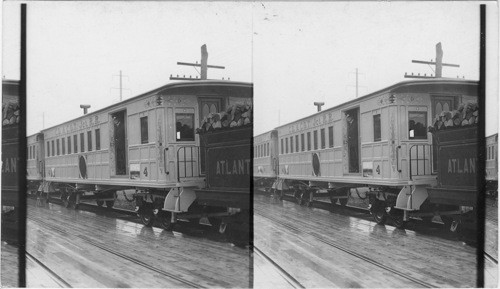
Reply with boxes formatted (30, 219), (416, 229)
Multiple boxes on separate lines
(160, 211), (175, 231)
(105, 200), (114, 208)
(440, 215), (453, 231)
(296, 192), (304, 205)
(339, 188), (349, 206)
(391, 209), (406, 229)
(62, 193), (70, 208)
(421, 216), (433, 224)
(304, 191), (313, 207)
(139, 206), (154, 227)
(371, 201), (387, 225)
(208, 217), (222, 232)
(96, 200), (104, 207)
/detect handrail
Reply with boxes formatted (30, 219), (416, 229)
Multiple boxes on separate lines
(176, 146), (201, 182)
(163, 147), (169, 175)
(396, 146), (402, 173)
(408, 144), (434, 180)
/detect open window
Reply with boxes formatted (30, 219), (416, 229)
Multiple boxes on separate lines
(408, 112), (427, 139)
(175, 113), (195, 141)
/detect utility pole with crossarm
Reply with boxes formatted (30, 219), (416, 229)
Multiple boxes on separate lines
(170, 44), (225, 81)
(404, 42), (461, 79)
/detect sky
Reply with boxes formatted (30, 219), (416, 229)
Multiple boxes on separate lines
(252, 1), (498, 136)
(2, 2), (253, 135)
(1, 1), (498, 136)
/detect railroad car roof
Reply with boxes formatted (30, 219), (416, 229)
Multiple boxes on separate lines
(39, 80), (253, 133)
(254, 129), (277, 139)
(274, 78), (478, 130)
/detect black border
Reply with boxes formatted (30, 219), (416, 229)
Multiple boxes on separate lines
(18, 3), (27, 287)
(476, 4), (486, 288)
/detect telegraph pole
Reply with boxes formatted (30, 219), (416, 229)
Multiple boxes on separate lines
(119, 70), (122, 101)
(348, 68), (366, 98)
(404, 42), (460, 79)
(170, 44), (225, 81)
(112, 70), (129, 101)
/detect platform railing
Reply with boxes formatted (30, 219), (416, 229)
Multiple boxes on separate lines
(177, 146), (202, 182)
(409, 144), (435, 180)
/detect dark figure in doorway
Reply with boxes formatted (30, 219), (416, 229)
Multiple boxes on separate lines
(347, 112), (359, 173)
(113, 113), (126, 175)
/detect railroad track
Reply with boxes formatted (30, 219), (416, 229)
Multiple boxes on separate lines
(485, 251), (498, 264)
(28, 216), (205, 288)
(26, 251), (71, 287)
(255, 208), (438, 288)
(253, 245), (305, 288)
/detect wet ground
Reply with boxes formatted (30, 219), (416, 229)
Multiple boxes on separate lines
(26, 198), (251, 287)
(254, 192), (489, 288)
(1, 241), (19, 287)
(485, 198), (498, 287)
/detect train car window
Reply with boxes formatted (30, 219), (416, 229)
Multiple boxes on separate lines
(301, 133), (305, 151)
(68, 136), (71, 154)
(80, 132), (85, 152)
(321, 128), (326, 149)
(373, 114), (381, 142)
(74, 135), (78, 154)
(281, 138), (284, 154)
(313, 130), (318, 150)
(290, 137), (293, 153)
(307, 132), (311, 151)
(175, 113), (195, 141)
(47, 141), (50, 157)
(408, 112), (427, 139)
(95, 129), (100, 150)
(285, 138), (289, 154)
(88, 131), (92, 151)
(62, 138), (65, 155)
(140, 116), (148, 144)
(328, 126), (334, 148)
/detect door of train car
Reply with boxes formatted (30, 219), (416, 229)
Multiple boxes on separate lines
(110, 110), (128, 176)
(343, 107), (361, 174)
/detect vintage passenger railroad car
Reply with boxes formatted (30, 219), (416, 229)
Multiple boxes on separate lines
(253, 130), (279, 189)
(485, 133), (498, 197)
(29, 80), (252, 231)
(257, 78), (481, 230)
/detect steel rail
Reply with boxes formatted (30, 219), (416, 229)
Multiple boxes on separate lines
(26, 251), (72, 288)
(28, 216), (205, 288)
(484, 251), (498, 264)
(253, 246), (305, 289)
(256, 209), (438, 288)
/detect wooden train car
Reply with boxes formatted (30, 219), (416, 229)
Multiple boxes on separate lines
(194, 125), (252, 233)
(485, 133), (498, 197)
(265, 78), (479, 229)
(32, 80), (252, 230)
(2, 79), (21, 242)
(253, 129), (278, 188)
(27, 133), (44, 195)
(425, 125), (479, 231)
